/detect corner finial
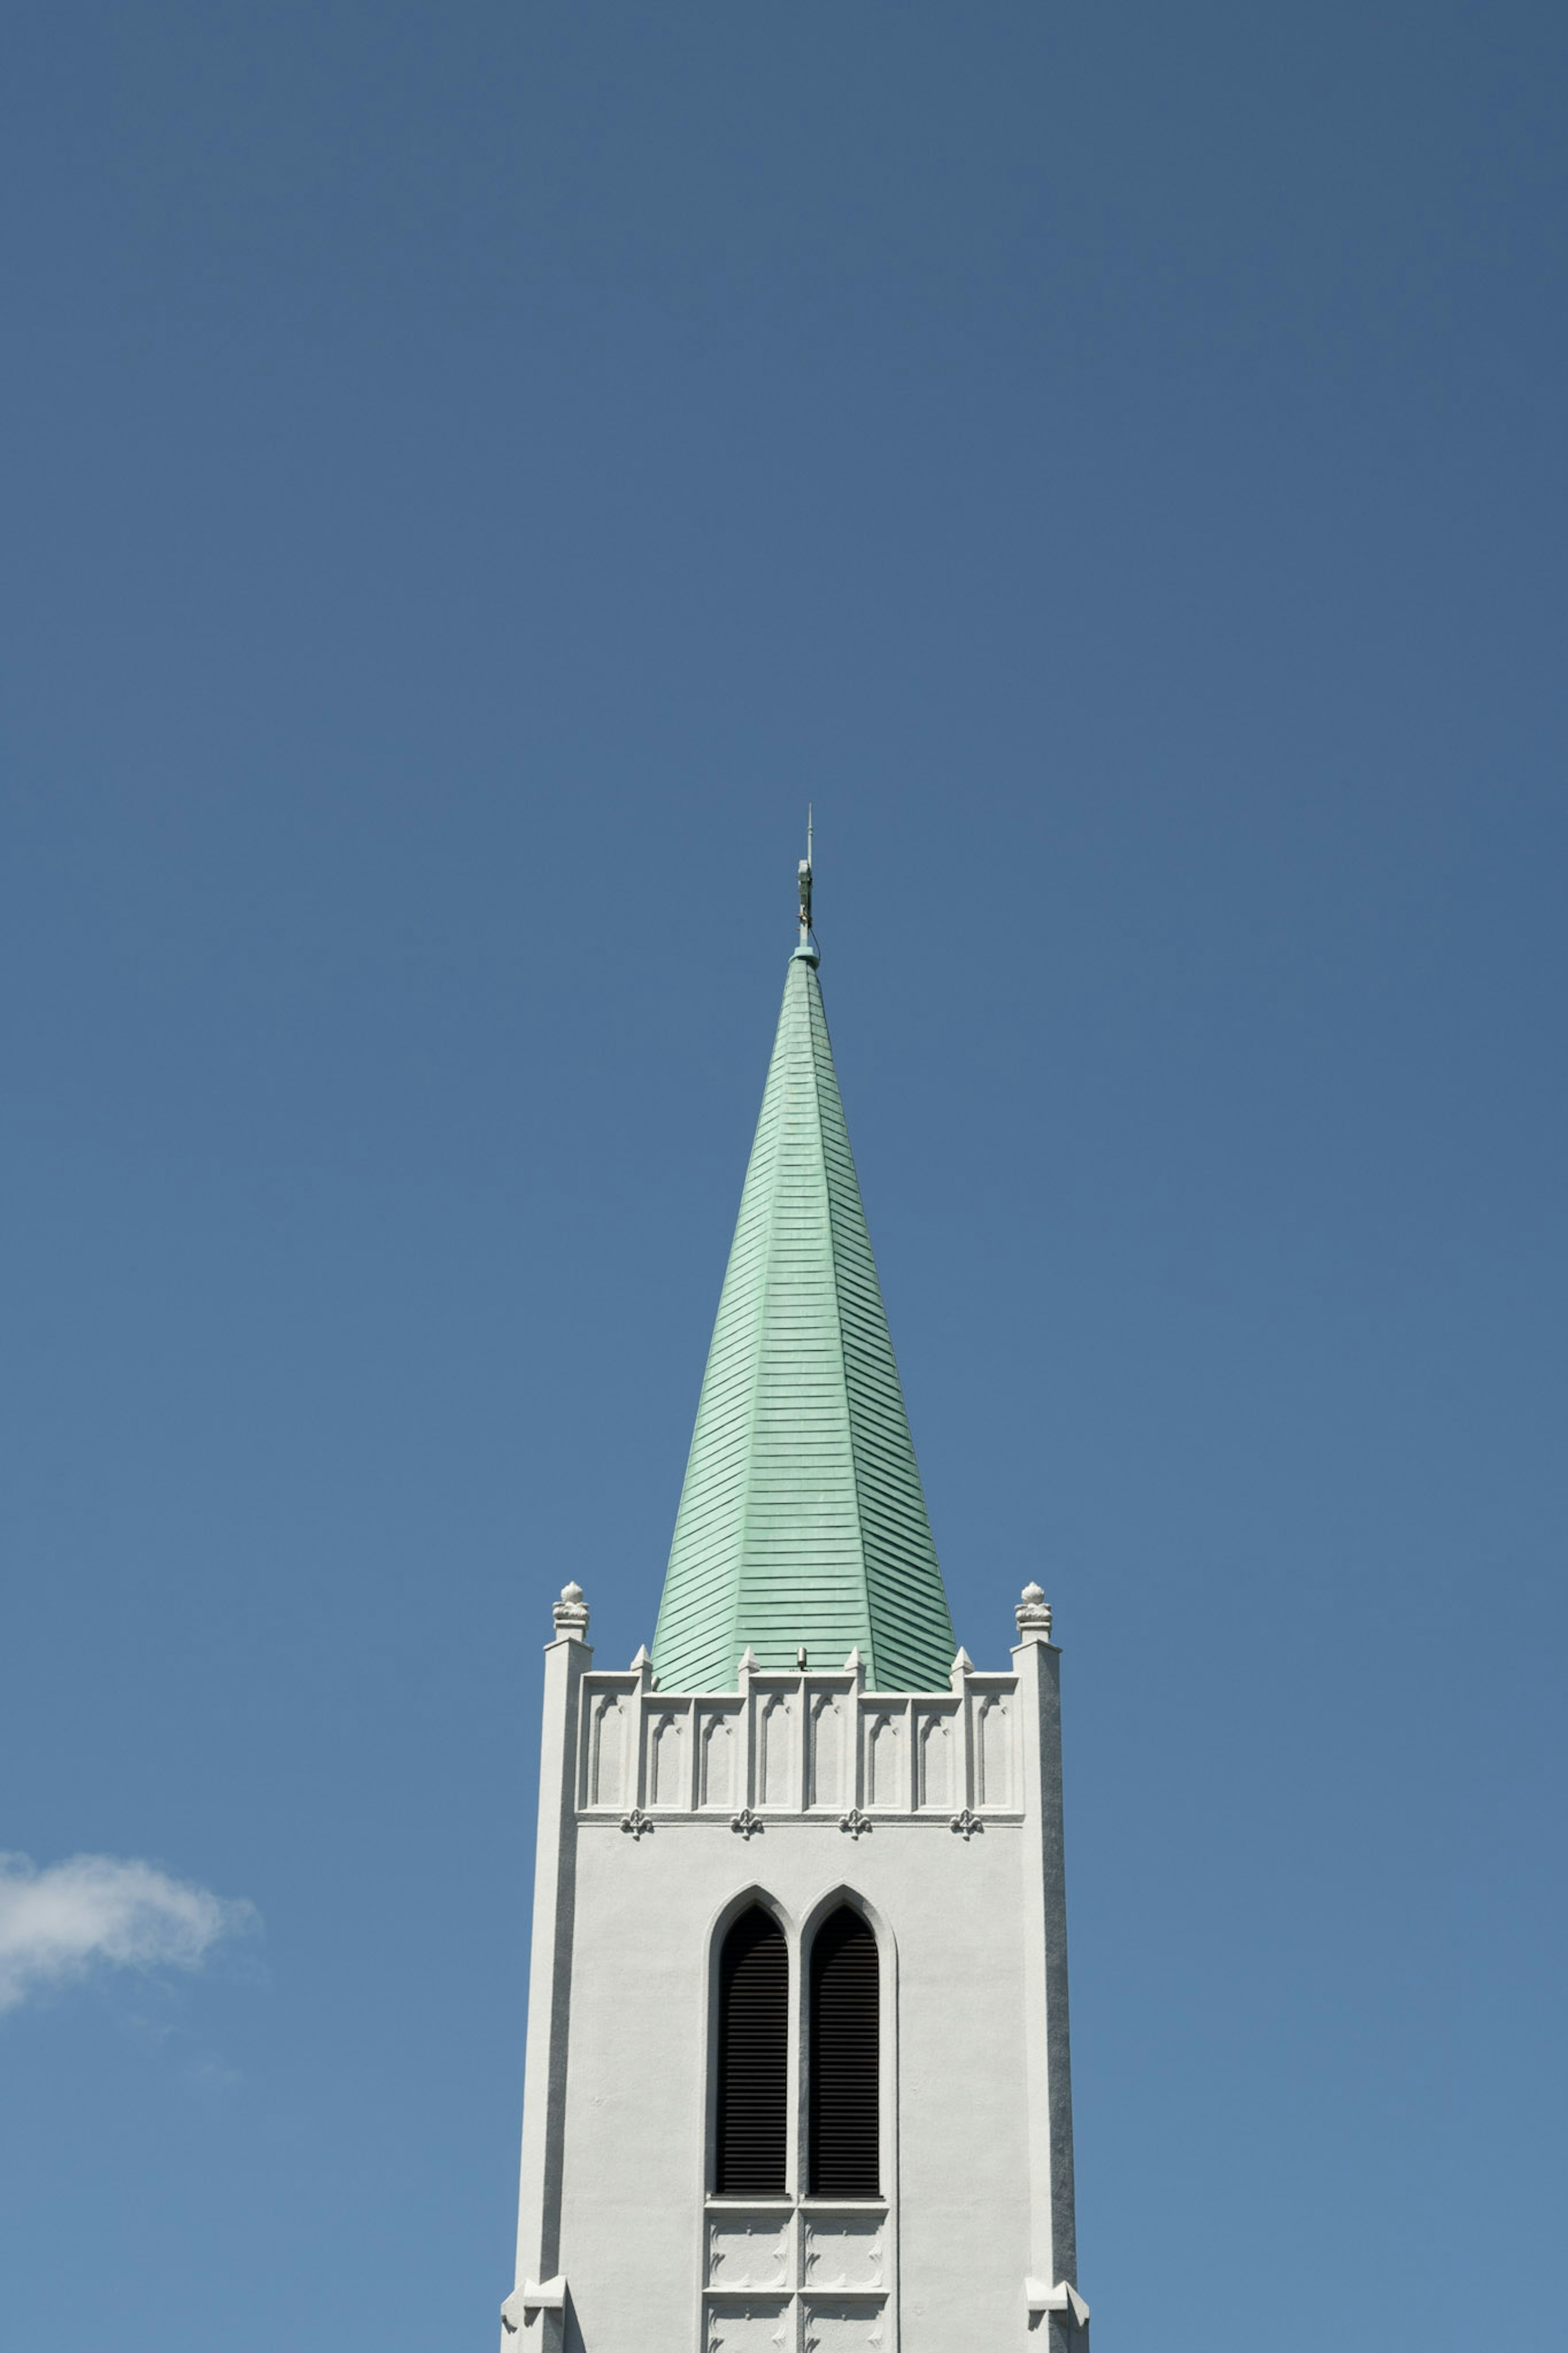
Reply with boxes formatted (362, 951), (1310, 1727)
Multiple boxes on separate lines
(1015, 1582), (1052, 1642)
(794, 805), (819, 965)
(553, 1581), (590, 1640)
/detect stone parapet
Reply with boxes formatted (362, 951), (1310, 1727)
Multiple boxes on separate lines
(574, 1656), (1025, 1827)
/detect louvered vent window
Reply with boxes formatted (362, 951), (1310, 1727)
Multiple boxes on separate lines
(809, 1909), (880, 2196)
(716, 1908), (788, 2195)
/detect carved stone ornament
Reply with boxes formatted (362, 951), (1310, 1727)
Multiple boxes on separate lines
(838, 1807), (873, 1838)
(1015, 1581), (1053, 1640)
(708, 2310), (791, 2352)
(949, 1808), (984, 1840)
(730, 1807), (765, 1838)
(501, 2278), (567, 2333)
(553, 1581), (590, 1638)
(619, 1807), (654, 1839)
(1025, 2278), (1091, 2327)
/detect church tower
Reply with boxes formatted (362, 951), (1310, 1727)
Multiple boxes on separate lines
(500, 850), (1089, 2351)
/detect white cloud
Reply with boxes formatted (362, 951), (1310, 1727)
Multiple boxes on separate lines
(0, 1852), (256, 2016)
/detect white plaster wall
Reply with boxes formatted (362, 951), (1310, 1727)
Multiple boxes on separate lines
(890, 1826), (1031, 2345)
(556, 1816), (1030, 2351)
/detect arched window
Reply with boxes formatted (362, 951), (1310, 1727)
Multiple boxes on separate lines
(715, 1907), (788, 2194)
(809, 1907), (880, 2196)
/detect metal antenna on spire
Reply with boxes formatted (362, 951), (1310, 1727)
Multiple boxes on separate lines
(797, 804), (814, 941)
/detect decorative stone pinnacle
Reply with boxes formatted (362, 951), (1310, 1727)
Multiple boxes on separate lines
(737, 1647), (760, 1677)
(1015, 1582), (1052, 1640)
(553, 1581), (590, 1639)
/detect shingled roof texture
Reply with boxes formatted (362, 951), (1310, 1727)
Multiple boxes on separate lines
(651, 946), (955, 1693)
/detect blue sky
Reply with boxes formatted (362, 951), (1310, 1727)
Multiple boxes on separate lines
(2, 4), (1565, 2347)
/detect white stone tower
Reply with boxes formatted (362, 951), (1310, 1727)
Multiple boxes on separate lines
(500, 855), (1089, 2351)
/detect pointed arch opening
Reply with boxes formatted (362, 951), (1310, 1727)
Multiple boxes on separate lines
(808, 1906), (880, 2196)
(715, 1905), (789, 2194)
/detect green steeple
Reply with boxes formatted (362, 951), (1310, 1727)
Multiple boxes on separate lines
(652, 865), (955, 1694)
